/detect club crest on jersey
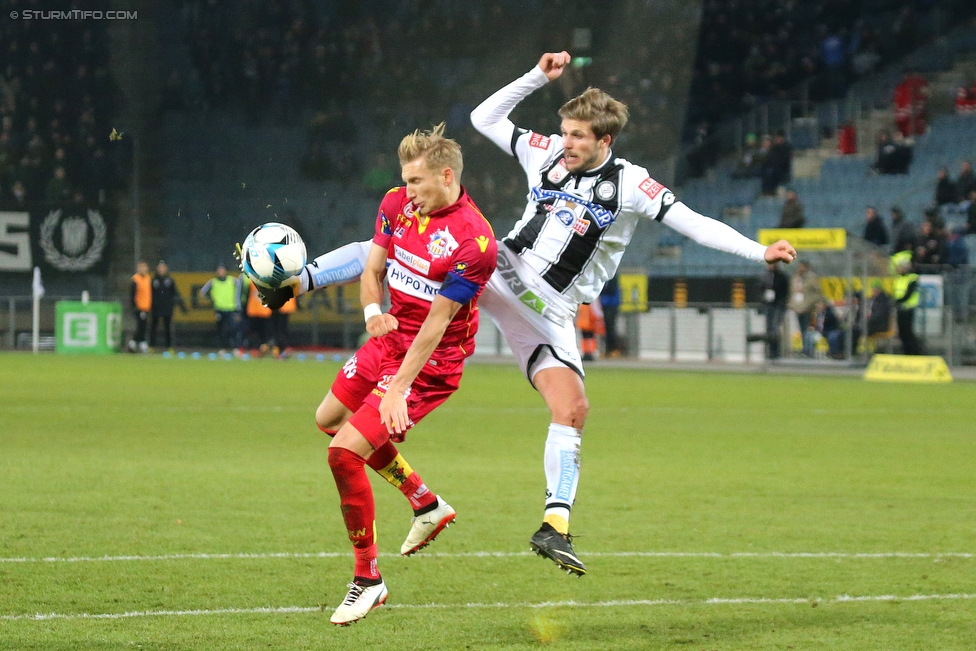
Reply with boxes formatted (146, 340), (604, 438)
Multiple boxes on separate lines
(547, 160), (569, 184)
(427, 227), (459, 259)
(529, 132), (551, 150)
(595, 181), (616, 201)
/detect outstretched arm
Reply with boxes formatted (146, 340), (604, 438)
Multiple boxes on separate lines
(662, 202), (796, 264)
(254, 240), (372, 309)
(470, 51), (570, 153)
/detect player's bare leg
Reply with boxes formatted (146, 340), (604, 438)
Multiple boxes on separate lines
(317, 391), (452, 555)
(530, 366), (588, 576)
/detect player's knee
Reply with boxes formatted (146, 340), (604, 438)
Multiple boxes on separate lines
(316, 405), (342, 434)
(552, 396), (589, 429)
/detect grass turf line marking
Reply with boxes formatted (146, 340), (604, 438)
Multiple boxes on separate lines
(4, 594), (976, 621)
(1, 551), (973, 563)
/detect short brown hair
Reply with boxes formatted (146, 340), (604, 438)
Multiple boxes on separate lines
(398, 122), (463, 179)
(558, 88), (630, 142)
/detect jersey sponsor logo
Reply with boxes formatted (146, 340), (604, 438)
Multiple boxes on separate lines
(475, 234), (490, 253)
(394, 225), (405, 239)
(402, 202), (418, 219)
(595, 181), (616, 201)
(529, 132), (551, 149)
(427, 227), (459, 259)
(387, 261), (442, 301)
(531, 187), (616, 228)
(554, 206), (590, 236)
(571, 217), (590, 235)
(639, 178), (666, 199)
(394, 245), (431, 274)
(546, 159), (569, 184)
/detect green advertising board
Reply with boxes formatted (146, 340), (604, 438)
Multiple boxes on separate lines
(55, 301), (122, 354)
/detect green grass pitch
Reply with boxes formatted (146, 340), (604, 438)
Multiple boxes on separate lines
(1, 353), (975, 650)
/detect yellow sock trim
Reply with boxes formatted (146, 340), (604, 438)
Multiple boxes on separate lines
(376, 454), (414, 488)
(543, 514), (569, 535)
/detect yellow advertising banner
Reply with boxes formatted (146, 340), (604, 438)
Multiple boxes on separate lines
(757, 228), (847, 250)
(170, 272), (361, 324)
(864, 354), (953, 383)
(819, 276), (894, 302)
(619, 273), (648, 313)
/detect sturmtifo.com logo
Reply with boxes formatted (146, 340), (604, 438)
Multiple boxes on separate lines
(10, 10), (137, 20)
(40, 209), (108, 271)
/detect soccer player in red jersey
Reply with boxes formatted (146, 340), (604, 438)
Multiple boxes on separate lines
(320, 123), (497, 625)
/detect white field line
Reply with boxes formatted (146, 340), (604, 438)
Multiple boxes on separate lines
(4, 593), (976, 622)
(1, 551), (973, 563)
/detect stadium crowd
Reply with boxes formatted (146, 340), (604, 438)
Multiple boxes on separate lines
(0, 0), (122, 207)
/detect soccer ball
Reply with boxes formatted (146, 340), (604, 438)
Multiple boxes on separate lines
(241, 222), (307, 288)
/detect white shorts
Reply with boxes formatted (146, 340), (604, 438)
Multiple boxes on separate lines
(480, 247), (584, 384)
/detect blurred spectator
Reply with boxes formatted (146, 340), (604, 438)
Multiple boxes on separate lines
(891, 253), (922, 355)
(890, 206), (916, 254)
(946, 226), (969, 267)
(270, 295), (297, 356)
(762, 262), (789, 360)
(761, 132), (791, 195)
(200, 263), (242, 351)
(8, 179), (28, 208)
(934, 167), (956, 206)
(599, 274), (622, 357)
(915, 220), (947, 267)
(955, 81), (976, 115)
(149, 260), (188, 351)
(866, 283), (894, 337)
(128, 260), (152, 354)
(863, 206), (889, 248)
(731, 133), (764, 179)
(44, 166), (70, 204)
(894, 71), (928, 137)
(805, 299), (840, 359)
(837, 120), (857, 155)
(789, 260), (822, 357)
(967, 189), (976, 234)
(956, 161), (976, 200)
(778, 189), (805, 228)
(871, 131), (912, 175)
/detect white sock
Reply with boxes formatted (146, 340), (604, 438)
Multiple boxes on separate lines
(301, 241), (372, 293)
(543, 423), (582, 531)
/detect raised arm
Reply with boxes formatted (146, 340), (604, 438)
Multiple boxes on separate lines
(470, 52), (570, 153)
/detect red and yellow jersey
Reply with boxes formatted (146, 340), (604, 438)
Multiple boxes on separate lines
(372, 186), (497, 360)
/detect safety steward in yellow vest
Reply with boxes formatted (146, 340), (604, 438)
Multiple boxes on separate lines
(891, 251), (922, 355)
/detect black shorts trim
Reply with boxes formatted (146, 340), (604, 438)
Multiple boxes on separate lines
(526, 344), (584, 390)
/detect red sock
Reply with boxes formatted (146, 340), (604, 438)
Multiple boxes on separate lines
(328, 447), (379, 580)
(367, 441), (437, 512)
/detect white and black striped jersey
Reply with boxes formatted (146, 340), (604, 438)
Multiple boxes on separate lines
(471, 66), (767, 306)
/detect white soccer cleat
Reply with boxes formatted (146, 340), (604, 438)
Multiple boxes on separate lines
(400, 496), (456, 556)
(330, 580), (388, 626)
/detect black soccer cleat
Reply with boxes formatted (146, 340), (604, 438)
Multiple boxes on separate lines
(529, 522), (586, 576)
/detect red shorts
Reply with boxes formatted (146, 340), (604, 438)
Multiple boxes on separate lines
(331, 334), (464, 449)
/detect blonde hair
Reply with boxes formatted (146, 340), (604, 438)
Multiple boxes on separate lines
(558, 88), (630, 143)
(398, 122), (463, 179)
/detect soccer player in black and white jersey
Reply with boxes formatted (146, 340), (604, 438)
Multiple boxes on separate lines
(467, 51), (795, 575)
(258, 52), (796, 577)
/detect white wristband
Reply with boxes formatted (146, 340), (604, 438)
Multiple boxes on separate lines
(363, 303), (382, 322)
